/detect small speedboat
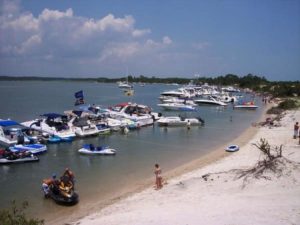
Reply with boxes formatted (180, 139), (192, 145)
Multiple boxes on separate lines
(0, 151), (39, 164)
(234, 101), (258, 110)
(9, 143), (47, 155)
(225, 145), (239, 152)
(78, 144), (116, 155)
(157, 116), (204, 127)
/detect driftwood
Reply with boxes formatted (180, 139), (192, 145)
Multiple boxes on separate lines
(201, 138), (300, 188)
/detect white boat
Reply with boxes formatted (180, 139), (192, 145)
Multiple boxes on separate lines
(9, 143), (47, 155)
(157, 103), (196, 111)
(225, 145), (239, 152)
(68, 116), (100, 137)
(0, 120), (41, 147)
(161, 97), (197, 106)
(78, 144), (116, 155)
(118, 81), (133, 89)
(0, 120), (25, 146)
(234, 102), (258, 110)
(108, 102), (158, 127)
(160, 88), (192, 99)
(22, 113), (76, 141)
(194, 96), (227, 106)
(106, 118), (122, 131)
(157, 116), (204, 126)
(218, 94), (238, 103)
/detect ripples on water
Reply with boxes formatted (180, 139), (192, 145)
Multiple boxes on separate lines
(0, 81), (263, 220)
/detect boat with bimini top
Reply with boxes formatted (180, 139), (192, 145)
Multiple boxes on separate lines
(22, 113), (76, 141)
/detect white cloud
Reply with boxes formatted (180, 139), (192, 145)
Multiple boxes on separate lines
(3, 13), (38, 31)
(132, 28), (151, 37)
(39, 8), (73, 21)
(1, 1), (200, 77)
(192, 41), (210, 50)
(162, 36), (172, 45)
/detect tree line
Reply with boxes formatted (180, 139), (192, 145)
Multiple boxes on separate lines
(0, 74), (299, 97)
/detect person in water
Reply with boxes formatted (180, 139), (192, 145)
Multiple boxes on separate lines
(154, 164), (163, 190)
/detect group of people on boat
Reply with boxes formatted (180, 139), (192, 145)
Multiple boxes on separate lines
(0, 148), (32, 160)
(42, 168), (75, 198)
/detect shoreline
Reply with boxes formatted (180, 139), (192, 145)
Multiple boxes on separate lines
(46, 104), (271, 225)
(73, 107), (300, 225)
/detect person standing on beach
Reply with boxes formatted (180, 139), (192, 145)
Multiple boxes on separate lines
(154, 164), (163, 190)
(293, 122), (299, 139)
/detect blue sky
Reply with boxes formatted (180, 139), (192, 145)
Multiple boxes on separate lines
(0, 0), (299, 80)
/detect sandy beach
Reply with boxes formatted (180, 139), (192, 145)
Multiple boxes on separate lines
(72, 108), (300, 225)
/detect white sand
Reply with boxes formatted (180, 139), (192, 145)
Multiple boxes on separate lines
(74, 110), (300, 225)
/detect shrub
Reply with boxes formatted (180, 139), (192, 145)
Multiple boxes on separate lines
(278, 99), (297, 110)
(266, 107), (284, 115)
(0, 201), (44, 225)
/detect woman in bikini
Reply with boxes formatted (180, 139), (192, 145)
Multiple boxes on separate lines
(154, 163), (163, 189)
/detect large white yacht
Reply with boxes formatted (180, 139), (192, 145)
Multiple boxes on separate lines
(22, 113), (76, 141)
(107, 102), (160, 127)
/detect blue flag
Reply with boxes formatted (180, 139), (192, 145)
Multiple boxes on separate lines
(75, 90), (84, 99)
(74, 90), (84, 106)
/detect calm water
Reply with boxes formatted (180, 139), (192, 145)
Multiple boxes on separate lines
(0, 81), (263, 222)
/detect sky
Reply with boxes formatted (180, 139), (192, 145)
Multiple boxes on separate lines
(0, 0), (299, 81)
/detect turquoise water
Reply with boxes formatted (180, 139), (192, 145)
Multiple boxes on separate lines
(0, 81), (263, 221)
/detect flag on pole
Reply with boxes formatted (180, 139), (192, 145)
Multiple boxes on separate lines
(74, 90), (84, 106)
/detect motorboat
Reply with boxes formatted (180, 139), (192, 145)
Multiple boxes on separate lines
(95, 123), (111, 134)
(157, 116), (204, 126)
(78, 144), (116, 155)
(22, 113), (76, 141)
(68, 115), (100, 137)
(218, 94), (238, 103)
(225, 145), (240, 152)
(194, 96), (227, 106)
(160, 88), (192, 99)
(9, 143), (47, 155)
(234, 101), (258, 110)
(161, 97), (197, 106)
(108, 102), (157, 127)
(117, 81), (133, 89)
(0, 120), (42, 147)
(0, 149), (39, 164)
(106, 118), (122, 131)
(157, 103), (196, 111)
(222, 86), (240, 93)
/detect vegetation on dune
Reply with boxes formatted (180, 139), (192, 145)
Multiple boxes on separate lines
(0, 201), (44, 225)
(267, 99), (299, 114)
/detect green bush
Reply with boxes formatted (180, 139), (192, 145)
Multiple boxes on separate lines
(0, 201), (44, 225)
(266, 107), (284, 115)
(278, 99), (298, 110)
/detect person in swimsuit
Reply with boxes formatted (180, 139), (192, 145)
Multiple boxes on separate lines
(154, 163), (163, 190)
